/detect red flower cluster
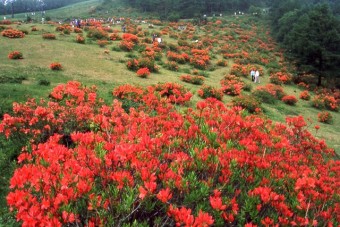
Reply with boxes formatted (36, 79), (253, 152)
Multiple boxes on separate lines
(119, 40), (134, 51)
(97, 39), (108, 47)
(167, 51), (189, 64)
(0, 82), (338, 226)
(50, 62), (62, 70)
(75, 34), (85, 44)
(122, 33), (139, 43)
(282, 95), (298, 105)
(220, 74), (244, 96)
(317, 111), (333, 124)
(198, 85), (223, 100)
(299, 90), (311, 100)
(42, 33), (56, 39)
(136, 67), (150, 78)
(1, 29), (25, 38)
(269, 71), (292, 85)
(190, 49), (210, 69)
(312, 95), (338, 111)
(180, 74), (205, 85)
(8, 51), (23, 60)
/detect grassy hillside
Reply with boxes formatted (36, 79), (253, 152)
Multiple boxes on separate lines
(8, 0), (145, 22)
(1, 19), (338, 152)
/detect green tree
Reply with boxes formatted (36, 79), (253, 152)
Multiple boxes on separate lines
(284, 4), (340, 86)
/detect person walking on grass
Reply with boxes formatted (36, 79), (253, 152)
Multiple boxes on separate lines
(250, 69), (255, 82)
(254, 70), (260, 83)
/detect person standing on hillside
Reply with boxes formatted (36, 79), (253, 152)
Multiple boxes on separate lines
(254, 70), (260, 83)
(250, 69), (255, 81)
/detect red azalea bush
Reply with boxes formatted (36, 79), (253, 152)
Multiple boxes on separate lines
(317, 111), (333, 124)
(126, 59), (139, 71)
(86, 27), (108, 40)
(122, 33), (139, 43)
(0, 19), (11, 25)
(167, 51), (189, 64)
(112, 84), (144, 102)
(0, 82), (338, 226)
(136, 67), (150, 78)
(282, 95), (298, 105)
(190, 49), (210, 69)
(109, 33), (121, 40)
(231, 94), (262, 113)
(312, 95), (339, 111)
(252, 84), (286, 104)
(73, 27), (83, 33)
(97, 40), (109, 47)
(164, 61), (179, 71)
(1, 29), (25, 38)
(216, 59), (228, 66)
(220, 74), (244, 96)
(8, 51), (23, 60)
(75, 34), (85, 44)
(299, 90), (311, 100)
(180, 75), (205, 85)
(42, 33), (56, 39)
(119, 40), (135, 51)
(198, 85), (223, 100)
(50, 62), (62, 70)
(269, 72), (293, 85)
(152, 82), (192, 105)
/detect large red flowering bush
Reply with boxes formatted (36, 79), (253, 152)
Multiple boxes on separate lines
(8, 51), (23, 60)
(220, 74), (244, 96)
(0, 81), (339, 226)
(1, 29), (25, 38)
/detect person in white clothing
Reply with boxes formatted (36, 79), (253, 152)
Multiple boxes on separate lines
(254, 70), (260, 83)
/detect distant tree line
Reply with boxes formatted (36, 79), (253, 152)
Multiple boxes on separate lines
(270, 0), (340, 86)
(122, 0), (271, 19)
(0, 0), (85, 16)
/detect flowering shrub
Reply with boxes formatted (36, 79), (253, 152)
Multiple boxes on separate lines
(198, 85), (223, 100)
(109, 33), (121, 40)
(253, 84), (286, 104)
(167, 51), (189, 64)
(87, 27), (108, 40)
(119, 40), (135, 51)
(282, 95), (298, 105)
(1, 29), (25, 38)
(220, 74), (244, 96)
(138, 57), (159, 72)
(49, 62), (62, 70)
(113, 84), (144, 102)
(180, 75), (205, 85)
(164, 61), (179, 71)
(73, 27), (83, 33)
(42, 33), (56, 39)
(232, 94), (262, 113)
(8, 51), (23, 60)
(0, 19), (11, 25)
(269, 72), (293, 85)
(136, 67), (150, 78)
(75, 34), (85, 44)
(312, 95), (339, 111)
(97, 40), (109, 47)
(0, 82), (338, 226)
(31, 27), (38, 32)
(126, 59), (139, 71)
(190, 49), (210, 69)
(122, 33), (139, 43)
(317, 111), (333, 124)
(299, 90), (311, 100)
(216, 59), (228, 66)
(153, 82), (192, 105)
